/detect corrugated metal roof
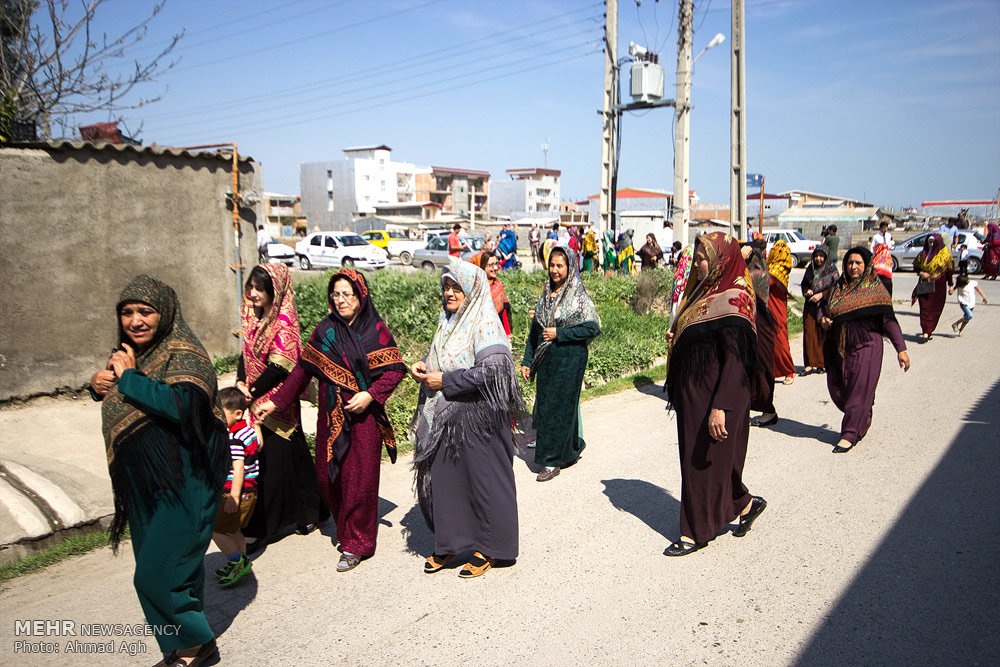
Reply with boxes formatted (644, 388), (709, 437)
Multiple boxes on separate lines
(4, 140), (255, 163)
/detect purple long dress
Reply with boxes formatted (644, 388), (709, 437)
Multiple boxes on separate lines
(824, 315), (906, 445)
(272, 364), (404, 557)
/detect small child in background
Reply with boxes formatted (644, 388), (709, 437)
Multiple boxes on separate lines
(958, 244), (970, 274)
(212, 387), (260, 587)
(949, 274), (987, 336)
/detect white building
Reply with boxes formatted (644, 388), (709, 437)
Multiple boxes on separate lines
(490, 168), (561, 217)
(300, 145), (431, 231)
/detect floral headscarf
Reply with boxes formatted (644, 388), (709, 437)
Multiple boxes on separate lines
(767, 239), (794, 287)
(914, 233), (954, 281)
(671, 244), (694, 308)
(241, 263), (302, 437)
(826, 247), (895, 357)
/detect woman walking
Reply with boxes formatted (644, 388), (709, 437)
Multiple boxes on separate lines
(410, 260), (526, 577)
(742, 238), (777, 427)
(617, 228), (637, 275)
(582, 227), (599, 272)
(237, 264), (327, 551)
(90, 275), (228, 666)
(663, 233), (766, 556)
(983, 222), (1000, 280)
(767, 239), (796, 384)
(821, 248), (910, 453)
(910, 233), (954, 341)
(520, 245), (601, 482)
(479, 252), (513, 339)
(637, 232), (664, 270)
(800, 246), (838, 374)
(256, 269), (406, 571)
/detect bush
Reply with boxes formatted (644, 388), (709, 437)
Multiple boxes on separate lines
(291, 267), (673, 444)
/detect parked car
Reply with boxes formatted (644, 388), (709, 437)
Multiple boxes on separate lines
(889, 230), (984, 274)
(412, 234), (485, 271)
(295, 231), (388, 271)
(761, 229), (820, 267)
(359, 229), (425, 265)
(261, 239), (295, 266)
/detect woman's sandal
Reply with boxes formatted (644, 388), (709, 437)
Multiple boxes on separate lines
(663, 539), (708, 557)
(782, 375), (795, 385)
(337, 552), (361, 572)
(458, 552), (495, 578)
(423, 553), (453, 574)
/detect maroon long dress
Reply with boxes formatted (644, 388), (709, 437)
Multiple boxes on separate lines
(824, 315), (906, 445)
(674, 329), (753, 544)
(750, 298), (776, 413)
(917, 274), (952, 335)
(271, 364), (404, 557)
(768, 277), (796, 378)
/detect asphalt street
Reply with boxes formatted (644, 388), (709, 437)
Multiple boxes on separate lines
(1, 270), (997, 666)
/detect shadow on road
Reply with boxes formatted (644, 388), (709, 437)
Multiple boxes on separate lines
(795, 378), (1000, 665)
(399, 504), (434, 557)
(203, 552), (258, 636)
(633, 377), (669, 402)
(601, 478), (680, 542)
(764, 416), (838, 444)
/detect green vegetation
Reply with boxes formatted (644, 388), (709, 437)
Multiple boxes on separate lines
(0, 529), (113, 583)
(212, 353), (240, 375)
(292, 268), (676, 444)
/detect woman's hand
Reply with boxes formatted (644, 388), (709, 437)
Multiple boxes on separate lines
(254, 399), (277, 420)
(919, 271), (930, 280)
(108, 343), (137, 378)
(819, 316), (832, 329)
(708, 408), (728, 441)
(665, 330), (674, 344)
(542, 327), (558, 342)
(809, 293), (824, 303)
(235, 380), (252, 401)
(344, 390), (373, 414)
(90, 369), (116, 397)
(898, 350), (911, 372)
(422, 371), (444, 391)
(804, 288), (814, 297)
(520, 365), (531, 382)
(409, 360), (428, 381)
(528, 309), (536, 320)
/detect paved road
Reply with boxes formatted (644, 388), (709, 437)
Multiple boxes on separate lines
(1, 272), (998, 665)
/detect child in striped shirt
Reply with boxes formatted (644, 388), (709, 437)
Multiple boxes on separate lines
(212, 387), (260, 587)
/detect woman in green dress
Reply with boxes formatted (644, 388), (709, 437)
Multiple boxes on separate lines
(520, 245), (601, 482)
(90, 275), (228, 667)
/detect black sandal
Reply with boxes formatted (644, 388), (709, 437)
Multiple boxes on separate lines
(663, 539), (708, 557)
(832, 442), (856, 453)
(733, 496), (767, 537)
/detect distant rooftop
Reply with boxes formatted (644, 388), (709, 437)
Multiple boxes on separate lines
(343, 144), (392, 153)
(506, 167), (562, 177)
(431, 166), (490, 178)
(587, 187), (671, 200)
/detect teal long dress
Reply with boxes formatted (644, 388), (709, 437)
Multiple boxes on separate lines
(522, 319), (601, 467)
(113, 368), (223, 653)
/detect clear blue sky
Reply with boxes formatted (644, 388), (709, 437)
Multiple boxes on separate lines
(68, 0), (1000, 208)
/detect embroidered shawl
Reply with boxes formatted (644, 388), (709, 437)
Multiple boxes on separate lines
(914, 233), (954, 281)
(529, 244), (601, 376)
(241, 263), (302, 437)
(802, 245), (839, 295)
(872, 242), (893, 279)
(671, 244), (694, 307)
(826, 247), (895, 357)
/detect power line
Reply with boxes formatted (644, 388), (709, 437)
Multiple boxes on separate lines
(139, 8), (602, 123)
(168, 47), (599, 145)
(152, 38), (600, 135)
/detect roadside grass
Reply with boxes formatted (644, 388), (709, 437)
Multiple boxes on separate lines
(0, 529), (114, 584)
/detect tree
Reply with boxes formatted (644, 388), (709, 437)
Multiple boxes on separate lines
(1, 0), (182, 140)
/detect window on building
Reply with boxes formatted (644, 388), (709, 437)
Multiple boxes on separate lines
(327, 191), (334, 212)
(327, 170), (332, 178)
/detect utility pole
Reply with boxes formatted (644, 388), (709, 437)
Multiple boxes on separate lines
(599, 0), (618, 233)
(730, 0), (747, 239)
(672, 0), (693, 246)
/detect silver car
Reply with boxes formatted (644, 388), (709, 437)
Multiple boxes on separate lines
(889, 230), (984, 274)
(413, 235), (485, 271)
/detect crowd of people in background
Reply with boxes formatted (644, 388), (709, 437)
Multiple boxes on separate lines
(87, 211), (997, 665)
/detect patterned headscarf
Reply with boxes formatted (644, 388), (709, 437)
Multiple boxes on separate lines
(529, 244), (600, 376)
(671, 244), (694, 308)
(241, 263), (302, 437)
(803, 245), (839, 294)
(477, 252), (510, 313)
(872, 242), (893, 279)
(985, 222), (1000, 245)
(915, 233), (954, 281)
(743, 243), (770, 303)
(826, 247), (895, 357)
(102, 275), (222, 463)
(418, 260), (510, 436)
(299, 269), (406, 471)
(670, 232), (756, 348)
(767, 239), (794, 287)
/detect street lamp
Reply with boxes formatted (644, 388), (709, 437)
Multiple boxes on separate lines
(675, 30), (727, 247)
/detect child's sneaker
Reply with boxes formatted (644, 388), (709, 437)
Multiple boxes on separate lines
(952, 322), (960, 333)
(214, 560), (236, 579)
(218, 554), (252, 587)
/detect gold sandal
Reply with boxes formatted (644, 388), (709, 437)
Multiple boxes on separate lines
(458, 552), (495, 578)
(424, 553), (453, 574)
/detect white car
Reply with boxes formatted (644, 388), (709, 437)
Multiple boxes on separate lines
(762, 229), (821, 267)
(262, 240), (296, 266)
(295, 231), (388, 271)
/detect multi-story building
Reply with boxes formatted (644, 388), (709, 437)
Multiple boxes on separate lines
(263, 192), (301, 237)
(490, 168), (561, 217)
(415, 166), (490, 217)
(300, 145), (431, 231)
